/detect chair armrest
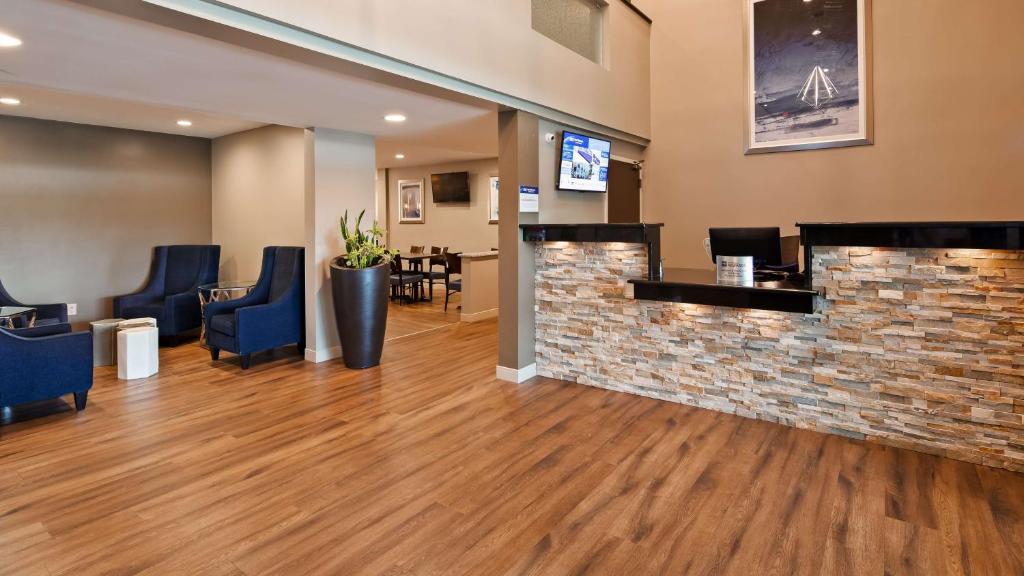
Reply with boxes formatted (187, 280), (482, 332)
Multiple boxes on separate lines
(0, 330), (93, 400)
(114, 287), (162, 314)
(3, 323), (72, 338)
(205, 289), (266, 319)
(27, 303), (68, 323)
(235, 300), (301, 338)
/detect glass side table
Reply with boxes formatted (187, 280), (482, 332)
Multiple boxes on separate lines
(197, 281), (256, 347)
(0, 306), (37, 330)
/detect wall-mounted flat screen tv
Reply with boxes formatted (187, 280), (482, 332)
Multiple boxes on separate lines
(557, 131), (611, 192)
(431, 171), (470, 203)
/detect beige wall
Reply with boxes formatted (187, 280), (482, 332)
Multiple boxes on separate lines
(209, 0), (651, 139)
(637, 0), (1024, 268)
(387, 159), (499, 254)
(212, 125), (306, 281)
(0, 115), (211, 326)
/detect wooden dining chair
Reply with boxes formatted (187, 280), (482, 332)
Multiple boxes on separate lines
(410, 245), (425, 255)
(389, 255), (424, 304)
(424, 247), (448, 301)
(444, 252), (462, 312)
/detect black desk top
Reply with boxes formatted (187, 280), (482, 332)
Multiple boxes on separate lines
(798, 221), (1024, 251)
(629, 268), (817, 314)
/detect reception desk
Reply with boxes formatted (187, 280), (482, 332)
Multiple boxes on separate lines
(524, 222), (1024, 472)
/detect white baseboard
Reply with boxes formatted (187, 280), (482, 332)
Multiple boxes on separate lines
(304, 345), (341, 363)
(460, 308), (499, 323)
(496, 363), (537, 384)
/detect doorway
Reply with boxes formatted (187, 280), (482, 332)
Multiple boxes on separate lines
(606, 159), (641, 223)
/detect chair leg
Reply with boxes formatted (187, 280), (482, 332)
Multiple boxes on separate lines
(445, 289), (450, 312)
(296, 342), (305, 355)
(73, 391), (88, 411)
(240, 354), (251, 370)
(210, 347), (220, 361)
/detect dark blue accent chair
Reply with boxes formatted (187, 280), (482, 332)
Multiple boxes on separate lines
(0, 278), (68, 327)
(114, 245), (220, 338)
(0, 323), (93, 411)
(205, 246), (304, 369)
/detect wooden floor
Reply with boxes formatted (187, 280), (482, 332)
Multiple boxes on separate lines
(2, 319), (1024, 575)
(385, 285), (461, 341)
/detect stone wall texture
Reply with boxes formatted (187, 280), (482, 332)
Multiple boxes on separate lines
(534, 242), (1024, 472)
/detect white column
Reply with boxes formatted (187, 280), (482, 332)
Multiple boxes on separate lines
(303, 128), (377, 363)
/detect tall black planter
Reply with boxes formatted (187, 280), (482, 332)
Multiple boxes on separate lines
(329, 258), (389, 369)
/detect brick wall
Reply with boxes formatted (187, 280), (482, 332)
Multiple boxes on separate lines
(534, 242), (1024, 471)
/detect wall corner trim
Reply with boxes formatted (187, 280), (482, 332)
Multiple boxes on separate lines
(496, 363), (537, 384)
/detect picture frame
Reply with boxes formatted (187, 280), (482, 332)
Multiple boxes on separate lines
(488, 176), (499, 224)
(744, 0), (873, 154)
(397, 179), (425, 224)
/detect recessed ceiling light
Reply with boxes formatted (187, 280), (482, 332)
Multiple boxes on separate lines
(0, 97), (20, 106)
(176, 119), (193, 127)
(812, 29), (822, 36)
(0, 33), (22, 48)
(395, 153), (405, 159)
(384, 114), (407, 123)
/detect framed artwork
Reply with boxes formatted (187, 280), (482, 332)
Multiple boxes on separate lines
(397, 179), (424, 224)
(744, 0), (872, 154)
(488, 176), (499, 224)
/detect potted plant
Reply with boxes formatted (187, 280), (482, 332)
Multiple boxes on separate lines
(329, 210), (397, 369)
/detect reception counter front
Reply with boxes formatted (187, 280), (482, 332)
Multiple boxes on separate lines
(523, 222), (1024, 471)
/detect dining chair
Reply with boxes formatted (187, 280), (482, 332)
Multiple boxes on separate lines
(410, 245), (425, 254)
(390, 255), (423, 304)
(423, 247), (448, 300)
(444, 252), (462, 312)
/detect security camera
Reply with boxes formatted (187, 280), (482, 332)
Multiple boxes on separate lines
(544, 133), (556, 143)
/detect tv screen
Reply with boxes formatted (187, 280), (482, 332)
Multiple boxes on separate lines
(431, 171), (470, 203)
(557, 131), (611, 192)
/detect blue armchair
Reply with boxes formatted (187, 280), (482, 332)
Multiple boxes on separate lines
(0, 323), (93, 410)
(114, 245), (220, 338)
(0, 278), (68, 327)
(206, 246), (304, 369)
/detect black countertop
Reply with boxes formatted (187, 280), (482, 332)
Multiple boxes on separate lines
(798, 221), (1024, 250)
(629, 268), (817, 314)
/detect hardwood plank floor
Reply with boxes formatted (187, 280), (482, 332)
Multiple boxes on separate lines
(385, 285), (461, 341)
(1, 318), (1023, 575)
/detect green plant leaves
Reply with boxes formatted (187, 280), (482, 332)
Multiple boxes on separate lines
(338, 209), (397, 269)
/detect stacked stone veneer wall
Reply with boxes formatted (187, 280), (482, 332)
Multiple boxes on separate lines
(534, 242), (1024, 472)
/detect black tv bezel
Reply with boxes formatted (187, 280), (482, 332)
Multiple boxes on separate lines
(431, 171), (471, 203)
(556, 130), (611, 193)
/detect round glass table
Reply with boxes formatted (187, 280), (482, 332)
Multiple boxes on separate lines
(0, 306), (37, 330)
(197, 281), (256, 346)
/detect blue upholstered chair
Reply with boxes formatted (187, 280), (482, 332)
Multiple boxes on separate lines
(114, 245), (220, 338)
(205, 247), (304, 369)
(0, 323), (93, 410)
(0, 278), (68, 327)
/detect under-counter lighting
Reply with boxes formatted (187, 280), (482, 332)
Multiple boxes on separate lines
(394, 153), (405, 159)
(176, 120), (192, 127)
(0, 32), (22, 47)
(0, 97), (20, 106)
(384, 113), (407, 123)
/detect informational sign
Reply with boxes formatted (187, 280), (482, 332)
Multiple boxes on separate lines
(716, 255), (754, 286)
(519, 185), (539, 213)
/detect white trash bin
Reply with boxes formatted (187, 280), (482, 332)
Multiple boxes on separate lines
(117, 326), (159, 380)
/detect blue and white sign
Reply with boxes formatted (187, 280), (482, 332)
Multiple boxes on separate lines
(519, 185), (539, 213)
(558, 131), (611, 192)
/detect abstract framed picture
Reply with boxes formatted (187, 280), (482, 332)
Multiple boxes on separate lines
(744, 0), (873, 154)
(488, 176), (499, 224)
(397, 179), (424, 224)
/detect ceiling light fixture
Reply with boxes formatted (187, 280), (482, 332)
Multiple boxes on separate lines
(0, 32), (22, 47)
(812, 29), (822, 36)
(384, 114), (407, 123)
(0, 97), (20, 106)
(176, 119), (193, 127)
(395, 153), (405, 159)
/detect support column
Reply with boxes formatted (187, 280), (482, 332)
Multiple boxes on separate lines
(303, 128), (377, 363)
(497, 109), (540, 382)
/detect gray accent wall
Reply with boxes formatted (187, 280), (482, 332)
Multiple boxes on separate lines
(0, 115), (212, 326)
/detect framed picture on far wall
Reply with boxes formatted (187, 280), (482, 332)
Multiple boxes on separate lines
(744, 0), (873, 154)
(397, 179), (424, 224)
(488, 176), (499, 224)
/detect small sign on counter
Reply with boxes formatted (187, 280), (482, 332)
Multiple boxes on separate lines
(716, 256), (754, 286)
(519, 185), (539, 213)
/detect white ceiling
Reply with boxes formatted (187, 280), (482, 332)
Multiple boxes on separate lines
(0, 0), (498, 167)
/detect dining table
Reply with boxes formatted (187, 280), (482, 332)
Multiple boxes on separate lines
(400, 253), (443, 302)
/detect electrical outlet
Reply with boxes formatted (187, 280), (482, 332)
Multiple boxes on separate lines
(68, 303), (77, 316)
